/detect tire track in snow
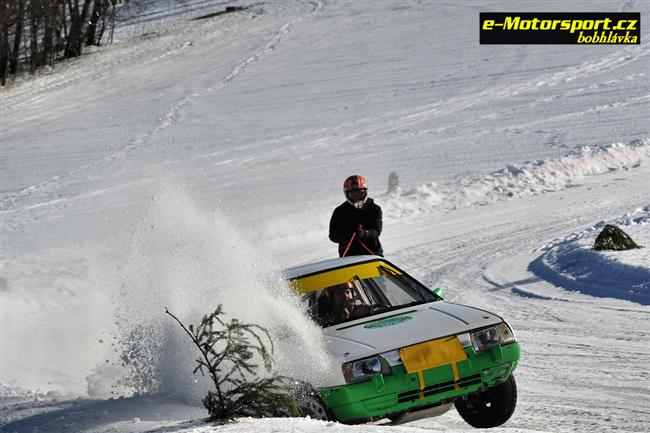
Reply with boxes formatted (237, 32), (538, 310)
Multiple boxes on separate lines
(362, 45), (650, 139)
(1, 1), (325, 224)
(270, 44), (650, 149)
(386, 171), (650, 432)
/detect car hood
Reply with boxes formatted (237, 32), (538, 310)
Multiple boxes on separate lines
(323, 301), (503, 362)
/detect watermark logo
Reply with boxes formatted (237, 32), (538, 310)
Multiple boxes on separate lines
(480, 13), (640, 44)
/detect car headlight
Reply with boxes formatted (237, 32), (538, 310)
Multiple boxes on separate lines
(496, 322), (516, 344)
(471, 323), (517, 352)
(342, 356), (391, 384)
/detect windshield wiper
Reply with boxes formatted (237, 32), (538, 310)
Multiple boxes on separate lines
(352, 274), (376, 311)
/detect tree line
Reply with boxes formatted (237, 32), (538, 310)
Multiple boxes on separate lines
(0, 0), (134, 85)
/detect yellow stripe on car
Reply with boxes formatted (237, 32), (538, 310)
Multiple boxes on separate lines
(289, 261), (402, 293)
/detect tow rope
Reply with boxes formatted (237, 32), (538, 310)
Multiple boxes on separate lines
(341, 228), (376, 257)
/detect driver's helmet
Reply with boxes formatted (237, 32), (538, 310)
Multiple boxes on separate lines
(344, 175), (368, 209)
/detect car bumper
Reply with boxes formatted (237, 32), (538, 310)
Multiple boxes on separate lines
(318, 342), (521, 423)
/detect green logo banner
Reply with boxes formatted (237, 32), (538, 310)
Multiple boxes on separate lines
(364, 316), (412, 329)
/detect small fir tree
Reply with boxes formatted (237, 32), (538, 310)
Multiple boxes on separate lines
(593, 224), (641, 251)
(166, 305), (296, 421)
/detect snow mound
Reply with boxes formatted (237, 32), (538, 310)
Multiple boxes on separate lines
(530, 207), (650, 305)
(383, 139), (650, 219)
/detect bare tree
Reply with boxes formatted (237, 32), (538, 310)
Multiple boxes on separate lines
(0, 0), (10, 85)
(86, 0), (105, 46)
(1, 0), (135, 84)
(64, 0), (91, 58)
(28, 0), (43, 72)
(41, 0), (58, 66)
(8, 0), (26, 75)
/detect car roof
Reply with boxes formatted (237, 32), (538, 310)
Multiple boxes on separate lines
(283, 255), (385, 280)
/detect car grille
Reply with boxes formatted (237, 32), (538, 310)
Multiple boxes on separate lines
(396, 373), (482, 404)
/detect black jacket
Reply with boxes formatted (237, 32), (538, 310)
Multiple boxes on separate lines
(329, 198), (383, 257)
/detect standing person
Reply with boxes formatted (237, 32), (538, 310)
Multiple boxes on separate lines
(329, 175), (383, 257)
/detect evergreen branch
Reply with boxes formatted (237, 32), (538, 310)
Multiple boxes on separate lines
(166, 303), (297, 420)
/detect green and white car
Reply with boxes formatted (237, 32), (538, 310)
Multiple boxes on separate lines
(285, 255), (520, 427)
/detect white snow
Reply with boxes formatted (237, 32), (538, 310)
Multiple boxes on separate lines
(1, 0), (649, 432)
(530, 208), (650, 304)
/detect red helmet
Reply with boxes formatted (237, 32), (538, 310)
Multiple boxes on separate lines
(343, 175), (367, 192)
(343, 175), (368, 208)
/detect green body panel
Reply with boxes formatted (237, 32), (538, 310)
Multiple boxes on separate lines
(318, 342), (520, 423)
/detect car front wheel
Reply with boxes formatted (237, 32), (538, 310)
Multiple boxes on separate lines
(293, 382), (335, 421)
(454, 374), (517, 428)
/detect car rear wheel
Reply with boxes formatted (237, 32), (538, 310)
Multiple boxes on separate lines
(454, 375), (517, 428)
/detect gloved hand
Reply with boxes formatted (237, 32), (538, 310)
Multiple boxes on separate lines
(356, 227), (369, 240)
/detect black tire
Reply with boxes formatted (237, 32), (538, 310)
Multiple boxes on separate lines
(454, 375), (517, 428)
(293, 382), (335, 421)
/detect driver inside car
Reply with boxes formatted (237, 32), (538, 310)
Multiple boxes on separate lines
(317, 284), (372, 324)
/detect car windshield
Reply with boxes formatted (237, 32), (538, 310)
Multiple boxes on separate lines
(303, 267), (440, 327)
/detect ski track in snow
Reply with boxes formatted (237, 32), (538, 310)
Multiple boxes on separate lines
(2, 0), (650, 432)
(0, 0), (324, 219)
(248, 44), (650, 150)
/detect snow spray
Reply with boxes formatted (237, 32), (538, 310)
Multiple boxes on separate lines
(109, 185), (336, 403)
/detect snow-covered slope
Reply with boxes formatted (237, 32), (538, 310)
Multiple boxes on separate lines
(1, 0), (649, 432)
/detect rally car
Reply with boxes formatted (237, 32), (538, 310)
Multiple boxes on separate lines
(285, 255), (520, 427)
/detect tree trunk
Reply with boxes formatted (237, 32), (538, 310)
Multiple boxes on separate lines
(40, 0), (58, 66)
(9, 0), (25, 75)
(96, 12), (107, 45)
(29, 0), (42, 72)
(85, 0), (104, 46)
(108, 3), (116, 44)
(64, 0), (79, 58)
(0, 1), (9, 85)
(64, 0), (92, 58)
